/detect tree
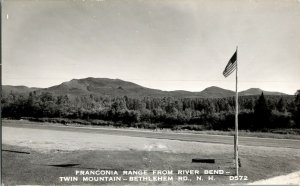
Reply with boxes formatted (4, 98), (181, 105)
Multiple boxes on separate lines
(276, 97), (286, 112)
(254, 92), (271, 130)
(293, 90), (300, 127)
(243, 98), (255, 111)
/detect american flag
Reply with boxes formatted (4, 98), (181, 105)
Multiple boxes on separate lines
(223, 50), (237, 77)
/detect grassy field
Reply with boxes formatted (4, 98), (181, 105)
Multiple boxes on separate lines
(190, 129), (300, 140)
(2, 122), (300, 185)
(2, 144), (300, 185)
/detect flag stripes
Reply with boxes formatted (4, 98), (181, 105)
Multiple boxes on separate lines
(223, 61), (237, 77)
(223, 51), (237, 77)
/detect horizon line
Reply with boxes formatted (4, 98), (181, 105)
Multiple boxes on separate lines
(2, 77), (294, 95)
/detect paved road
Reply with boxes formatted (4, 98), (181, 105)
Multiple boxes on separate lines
(3, 120), (300, 149)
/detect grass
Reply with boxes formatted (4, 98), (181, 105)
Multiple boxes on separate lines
(2, 144), (300, 185)
(184, 130), (300, 140)
(3, 121), (300, 185)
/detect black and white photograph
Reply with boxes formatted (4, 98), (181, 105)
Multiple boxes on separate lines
(1, 0), (300, 185)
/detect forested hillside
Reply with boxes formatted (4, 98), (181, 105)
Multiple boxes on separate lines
(2, 89), (300, 132)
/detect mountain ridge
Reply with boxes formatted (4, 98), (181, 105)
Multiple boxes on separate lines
(239, 88), (286, 96)
(3, 77), (289, 98)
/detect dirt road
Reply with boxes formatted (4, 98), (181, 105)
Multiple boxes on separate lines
(3, 120), (300, 149)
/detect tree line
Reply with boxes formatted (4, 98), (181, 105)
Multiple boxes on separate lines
(2, 90), (300, 131)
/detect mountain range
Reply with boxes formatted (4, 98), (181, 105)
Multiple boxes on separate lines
(2, 77), (288, 98)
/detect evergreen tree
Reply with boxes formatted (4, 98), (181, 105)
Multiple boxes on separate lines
(254, 92), (271, 129)
(294, 90), (300, 127)
(276, 97), (286, 112)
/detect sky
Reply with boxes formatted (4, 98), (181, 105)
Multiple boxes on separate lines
(2, 0), (300, 94)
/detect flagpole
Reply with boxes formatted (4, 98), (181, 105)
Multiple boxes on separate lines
(235, 46), (239, 176)
(0, 1), (2, 184)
